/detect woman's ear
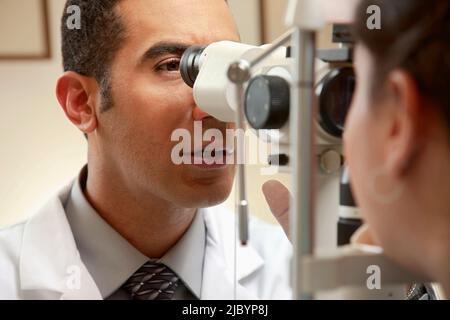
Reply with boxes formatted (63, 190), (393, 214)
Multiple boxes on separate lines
(383, 70), (425, 178)
(56, 71), (99, 135)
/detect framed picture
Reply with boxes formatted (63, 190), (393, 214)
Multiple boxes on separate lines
(0, 0), (51, 59)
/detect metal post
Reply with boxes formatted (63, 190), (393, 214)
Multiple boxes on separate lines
(290, 27), (317, 300)
(235, 83), (249, 246)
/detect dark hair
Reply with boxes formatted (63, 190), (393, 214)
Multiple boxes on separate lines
(61, 0), (126, 112)
(352, 0), (450, 133)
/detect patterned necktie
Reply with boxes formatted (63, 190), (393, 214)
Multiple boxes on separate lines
(122, 260), (181, 300)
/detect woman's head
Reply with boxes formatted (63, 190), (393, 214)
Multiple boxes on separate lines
(344, 0), (450, 278)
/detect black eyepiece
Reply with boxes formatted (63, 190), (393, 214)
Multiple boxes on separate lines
(180, 45), (207, 87)
(316, 67), (355, 138)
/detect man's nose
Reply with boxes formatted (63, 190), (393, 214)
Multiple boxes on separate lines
(192, 106), (212, 121)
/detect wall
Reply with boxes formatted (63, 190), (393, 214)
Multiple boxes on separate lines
(0, 0), (86, 227)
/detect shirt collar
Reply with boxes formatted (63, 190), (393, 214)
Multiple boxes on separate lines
(65, 165), (205, 299)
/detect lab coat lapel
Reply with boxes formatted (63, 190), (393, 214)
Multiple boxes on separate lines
(201, 206), (264, 300)
(19, 183), (102, 300)
(19, 185), (264, 300)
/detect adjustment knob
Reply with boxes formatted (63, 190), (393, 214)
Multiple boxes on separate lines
(244, 75), (290, 129)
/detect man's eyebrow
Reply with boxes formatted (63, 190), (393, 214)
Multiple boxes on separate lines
(139, 41), (191, 64)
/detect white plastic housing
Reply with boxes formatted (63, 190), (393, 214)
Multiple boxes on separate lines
(193, 41), (287, 122)
(285, 0), (325, 29)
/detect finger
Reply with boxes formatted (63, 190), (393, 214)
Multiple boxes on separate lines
(350, 224), (378, 246)
(262, 180), (291, 240)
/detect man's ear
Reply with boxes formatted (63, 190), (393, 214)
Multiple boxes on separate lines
(383, 70), (426, 178)
(56, 71), (99, 135)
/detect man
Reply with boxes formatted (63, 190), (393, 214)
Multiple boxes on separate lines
(0, 0), (291, 300)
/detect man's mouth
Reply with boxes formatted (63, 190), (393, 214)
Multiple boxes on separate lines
(189, 147), (234, 169)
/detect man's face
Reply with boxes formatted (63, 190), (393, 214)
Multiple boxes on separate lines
(96, 0), (239, 208)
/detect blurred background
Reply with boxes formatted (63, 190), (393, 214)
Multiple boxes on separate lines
(0, 0), (335, 227)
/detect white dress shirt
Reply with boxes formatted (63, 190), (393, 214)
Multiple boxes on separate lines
(65, 166), (205, 299)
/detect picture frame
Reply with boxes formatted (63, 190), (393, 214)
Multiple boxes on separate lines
(0, 0), (51, 60)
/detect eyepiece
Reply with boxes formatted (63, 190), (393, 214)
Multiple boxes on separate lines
(316, 67), (355, 138)
(180, 45), (207, 87)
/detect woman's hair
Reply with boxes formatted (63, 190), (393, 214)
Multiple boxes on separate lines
(352, 0), (450, 133)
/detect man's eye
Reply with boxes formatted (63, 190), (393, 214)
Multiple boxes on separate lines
(156, 59), (180, 72)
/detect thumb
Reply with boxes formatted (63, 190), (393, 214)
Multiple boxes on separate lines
(262, 180), (291, 241)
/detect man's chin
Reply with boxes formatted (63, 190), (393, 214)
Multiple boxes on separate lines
(172, 166), (235, 207)
(175, 187), (232, 209)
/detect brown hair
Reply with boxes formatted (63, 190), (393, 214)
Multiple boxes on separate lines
(352, 0), (450, 132)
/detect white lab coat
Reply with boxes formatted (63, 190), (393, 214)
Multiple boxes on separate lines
(0, 181), (292, 300)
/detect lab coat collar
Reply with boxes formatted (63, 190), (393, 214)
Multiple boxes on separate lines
(19, 182), (102, 300)
(201, 205), (264, 300)
(18, 182), (265, 300)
